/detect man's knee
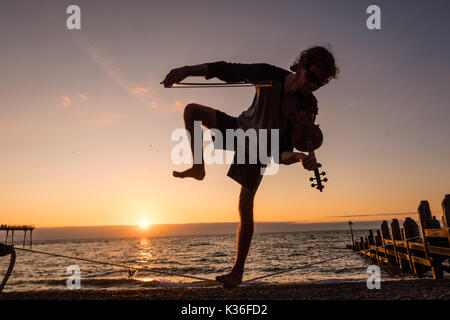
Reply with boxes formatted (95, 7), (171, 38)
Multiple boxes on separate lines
(184, 103), (202, 122)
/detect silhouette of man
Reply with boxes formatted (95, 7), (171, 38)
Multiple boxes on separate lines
(161, 46), (339, 289)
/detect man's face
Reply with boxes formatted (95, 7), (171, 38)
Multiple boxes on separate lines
(295, 64), (330, 95)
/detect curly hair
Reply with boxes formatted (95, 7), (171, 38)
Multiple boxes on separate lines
(290, 45), (339, 80)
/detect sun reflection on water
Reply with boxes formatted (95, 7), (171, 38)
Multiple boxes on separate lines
(138, 238), (153, 262)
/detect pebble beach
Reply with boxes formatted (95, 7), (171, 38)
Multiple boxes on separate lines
(1, 279), (449, 300)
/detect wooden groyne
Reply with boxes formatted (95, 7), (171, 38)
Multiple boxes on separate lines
(348, 194), (450, 279)
(0, 225), (35, 248)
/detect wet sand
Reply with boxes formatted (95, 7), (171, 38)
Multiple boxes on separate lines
(1, 279), (449, 300)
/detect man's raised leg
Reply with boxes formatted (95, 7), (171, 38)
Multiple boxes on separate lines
(173, 103), (218, 180)
(216, 186), (256, 289)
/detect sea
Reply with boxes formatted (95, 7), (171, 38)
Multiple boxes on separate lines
(0, 230), (418, 292)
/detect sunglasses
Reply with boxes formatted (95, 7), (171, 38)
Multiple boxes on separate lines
(304, 65), (329, 88)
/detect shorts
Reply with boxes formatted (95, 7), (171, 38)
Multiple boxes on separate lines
(214, 110), (265, 193)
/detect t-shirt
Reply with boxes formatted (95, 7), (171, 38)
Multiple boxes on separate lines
(205, 61), (316, 191)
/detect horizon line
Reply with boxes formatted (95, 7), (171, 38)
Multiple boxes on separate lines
(21, 219), (403, 229)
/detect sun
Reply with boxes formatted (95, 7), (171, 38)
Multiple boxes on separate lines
(139, 219), (150, 229)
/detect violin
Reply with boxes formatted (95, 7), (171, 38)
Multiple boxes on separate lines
(292, 122), (328, 192)
(281, 93), (327, 192)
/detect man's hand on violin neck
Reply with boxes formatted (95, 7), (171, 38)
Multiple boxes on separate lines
(280, 152), (320, 170)
(299, 153), (320, 171)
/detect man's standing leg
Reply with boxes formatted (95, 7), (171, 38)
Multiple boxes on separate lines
(216, 186), (256, 289)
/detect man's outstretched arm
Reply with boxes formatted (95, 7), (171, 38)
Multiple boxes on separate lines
(205, 61), (289, 83)
(161, 61), (289, 87)
(281, 151), (320, 170)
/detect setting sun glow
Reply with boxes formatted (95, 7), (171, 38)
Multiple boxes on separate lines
(139, 220), (150, 229)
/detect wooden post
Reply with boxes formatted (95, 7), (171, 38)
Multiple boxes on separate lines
(11, 230), (14, 246)
(441, 195), (450, 250)
(368, 230), (376, 261)
(418, 200), (433, 230)
(418, 200), (444, 279)
(374, 230), (382, 263)
(402, 227), (416, 275)
(380, 221), (393, 264)
(23, 230), (27, 248)
(5, 230), (8, 245)
(381, 221), (391, 239)
(391, 219), (402, 265)
(430, 216), (441, 228)
(404, 217), (420, 242)
(404, 217), (430, 276)
(375, 230), (382, 246)
(30, 230), (33, 248)
(391, 219), (402, 241)
(368, 230), (375, 245)
(364, 236), (371, 258)
(442, 194), (450, 230)
(348, 221), (355, 248)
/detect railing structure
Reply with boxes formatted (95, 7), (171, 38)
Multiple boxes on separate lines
(0, 225), (35, 248)
(348, 194), (450, 279)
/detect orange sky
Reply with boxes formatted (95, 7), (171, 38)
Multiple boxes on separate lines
(1, 1), (449, 228)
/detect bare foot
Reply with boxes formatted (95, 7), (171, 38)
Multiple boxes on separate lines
(216, 271), (243, 290)
(173, 166), (205, 180)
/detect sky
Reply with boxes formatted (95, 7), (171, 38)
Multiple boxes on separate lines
(0, 0), (449, 228)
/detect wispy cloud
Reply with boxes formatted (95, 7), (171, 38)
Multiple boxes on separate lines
(78, 40), (193, 116)
(170, 99), (193, 113)
(61, 96), (72, 108)
(146, 99), (193, 114)
(131, 87), (149, 95)
(79, 94), (87, 101)
(149, 101), (159, 109)
(81, 41), (132, 93)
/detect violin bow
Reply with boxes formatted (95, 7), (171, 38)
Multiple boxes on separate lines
(171, 81), (273, 88)
(304, 125), (328, 192)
